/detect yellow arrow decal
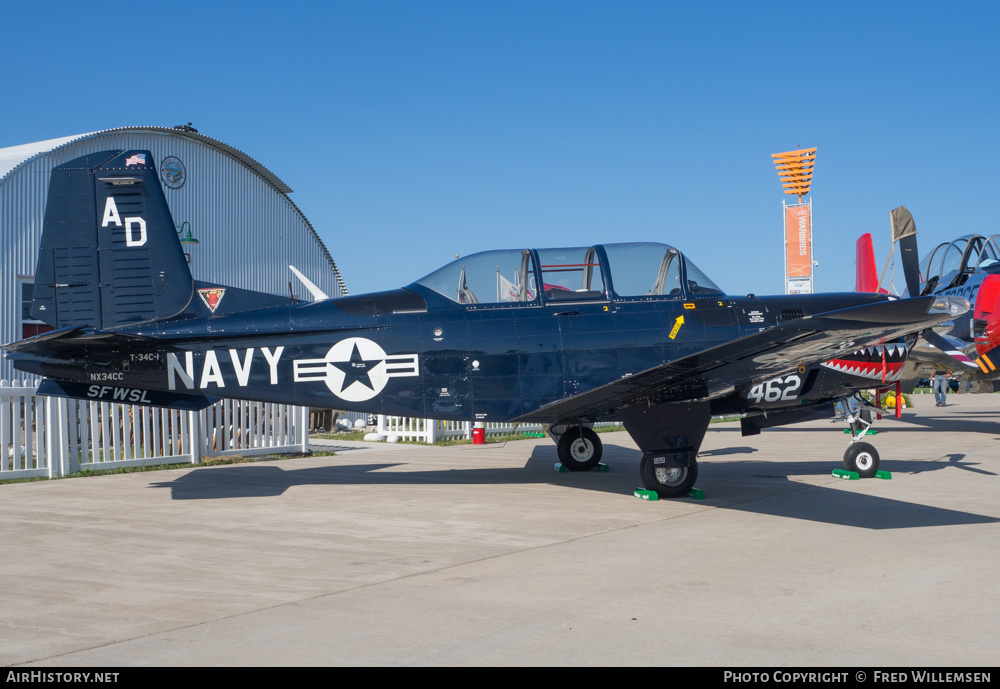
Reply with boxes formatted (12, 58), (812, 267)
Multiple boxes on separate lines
(669, 315), (684, 340)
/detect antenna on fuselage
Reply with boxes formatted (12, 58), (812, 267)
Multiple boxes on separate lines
(289, 265), (330, 301)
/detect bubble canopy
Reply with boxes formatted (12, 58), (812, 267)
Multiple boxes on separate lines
(410, 242), (724, 305)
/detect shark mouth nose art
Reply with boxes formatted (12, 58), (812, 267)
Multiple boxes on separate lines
(821, 343), (908, 382)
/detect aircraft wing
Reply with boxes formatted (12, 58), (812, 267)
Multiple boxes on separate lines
(514, 295), (967, 423)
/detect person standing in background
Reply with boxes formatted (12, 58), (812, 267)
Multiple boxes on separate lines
(933, 369), (950, 407)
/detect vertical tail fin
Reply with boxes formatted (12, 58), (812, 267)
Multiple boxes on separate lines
(31, 150), (194, 330)
(855, 233), (881, 293)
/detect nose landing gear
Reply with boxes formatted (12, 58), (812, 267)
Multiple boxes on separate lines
(844, 441), (880, 478)
(843, 397), (882, 478)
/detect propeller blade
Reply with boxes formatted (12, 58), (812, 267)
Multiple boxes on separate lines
(890, 206), (922, 297)
(921, 328), (979, 368)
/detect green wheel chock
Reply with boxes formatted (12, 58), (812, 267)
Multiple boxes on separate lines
(688, 488), (705, 499)
(554, 463), (569, 473)
(634, 488), (659, 501)
(875, 470), (892, 480)
(593, 462), (610, 472)
(843, 429), (877, 434)
(832, 468), (860, 480)
(524, 432), (546, 437)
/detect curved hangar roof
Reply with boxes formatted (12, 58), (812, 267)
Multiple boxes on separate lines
(0, 125), (346, 298)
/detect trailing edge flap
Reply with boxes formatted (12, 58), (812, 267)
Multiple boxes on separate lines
(37, 379), (221, 411)
(514, 295), (967, 423)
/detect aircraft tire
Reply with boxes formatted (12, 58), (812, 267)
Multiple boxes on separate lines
(640, 455), (699, 498)
(843, 442), (880, 478)
(557, 427), (602, 471)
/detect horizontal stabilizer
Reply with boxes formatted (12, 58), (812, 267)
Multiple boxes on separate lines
(38, 379), (220, 411)
(3, 328), (158, 356)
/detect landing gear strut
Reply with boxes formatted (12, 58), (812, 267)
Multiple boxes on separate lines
(843, 394), (881, 477)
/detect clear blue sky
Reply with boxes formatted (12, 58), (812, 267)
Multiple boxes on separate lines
(3, 1), (998, 297)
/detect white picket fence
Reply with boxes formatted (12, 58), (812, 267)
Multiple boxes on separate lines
(376, 415), (622, 443)
(1, 380), (309, 480)
(376, 416), (539, 442)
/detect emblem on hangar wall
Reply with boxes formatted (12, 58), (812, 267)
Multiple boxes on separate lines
(160, 156), (186, 189)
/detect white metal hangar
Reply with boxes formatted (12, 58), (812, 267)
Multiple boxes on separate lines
(0, 125), (347, 381)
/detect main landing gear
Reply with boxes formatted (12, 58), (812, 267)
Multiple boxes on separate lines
(555, 425), (603, 471)
(843, 398), (881, 478)
(639, 453), (699, 497)
(552, 421), (701, 497)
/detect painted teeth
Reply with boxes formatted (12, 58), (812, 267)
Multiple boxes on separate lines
(843, 343), (908, 361)
(821, 359), (905, 381)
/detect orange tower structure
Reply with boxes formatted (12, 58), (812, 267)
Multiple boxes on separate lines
(771, 148), (817, 294)
(771, 148), (816, 202)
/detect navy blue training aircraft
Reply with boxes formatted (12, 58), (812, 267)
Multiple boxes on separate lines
(2, 151), (971, 497)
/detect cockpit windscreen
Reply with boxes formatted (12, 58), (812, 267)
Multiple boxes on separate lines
(602, 242), (724, 297)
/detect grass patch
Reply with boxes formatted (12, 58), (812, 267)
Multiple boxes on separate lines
(311, 430), (368, 441)
(0, 475), (48, 485)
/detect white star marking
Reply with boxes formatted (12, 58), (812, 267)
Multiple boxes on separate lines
(293, 337), (419, 402)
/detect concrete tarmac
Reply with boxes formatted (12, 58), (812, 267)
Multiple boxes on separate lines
(1, 393), (998, 666)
